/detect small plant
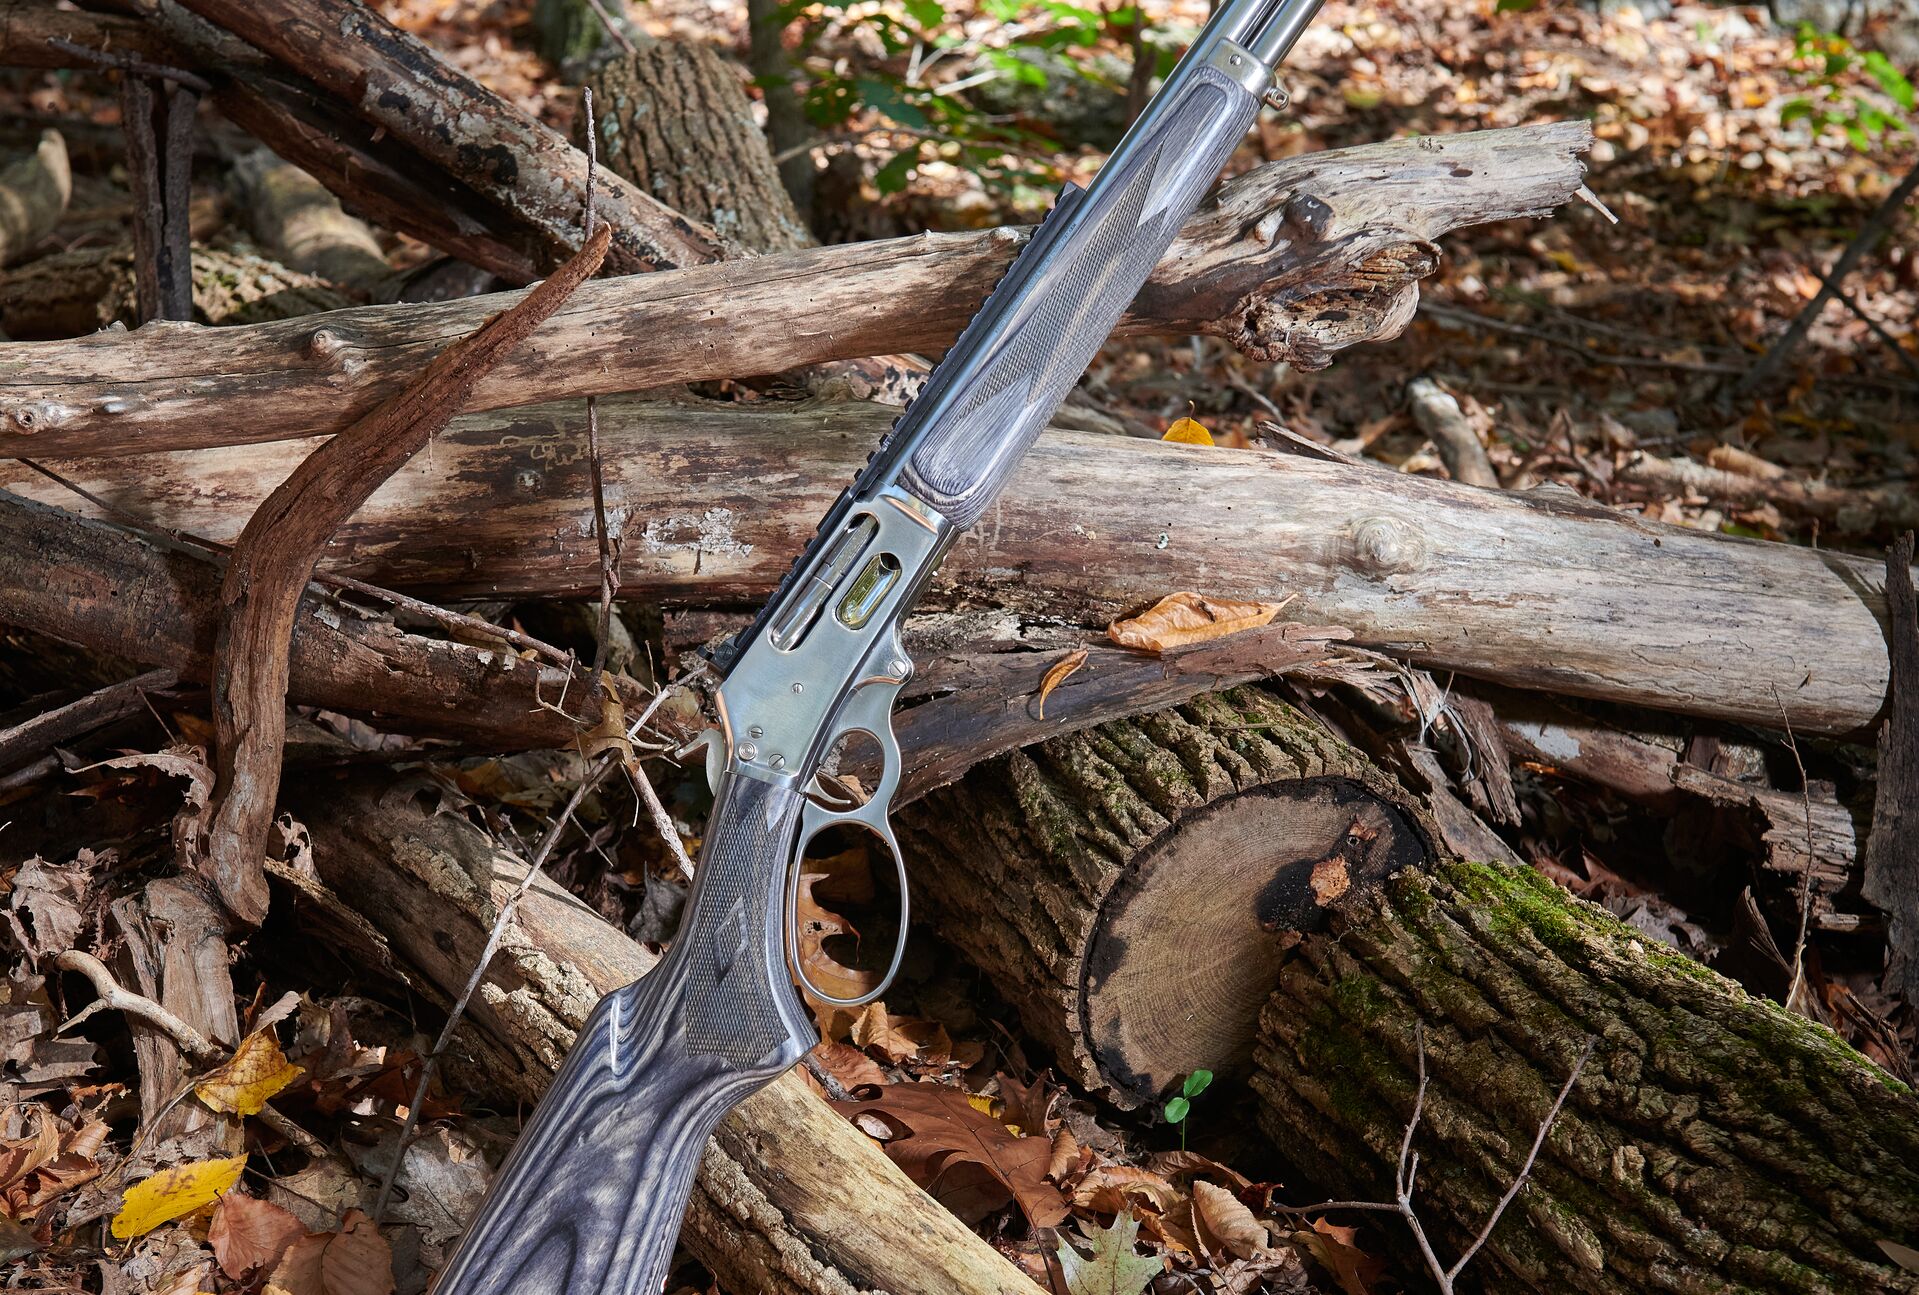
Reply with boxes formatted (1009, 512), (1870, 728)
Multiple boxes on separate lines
(1162, 1068), (1212, 1148)
(1782, 25), (1915, 152)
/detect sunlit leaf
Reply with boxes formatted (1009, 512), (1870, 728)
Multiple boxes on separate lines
(111, 1156), (247, 1240)
(197, 1027), (305, 1117)
(1108, 592), (1289, 653)
(1035, 648), (1088, 720)
(1057, 1211), (1161, 1295)
(1161, 417), (1214, 446)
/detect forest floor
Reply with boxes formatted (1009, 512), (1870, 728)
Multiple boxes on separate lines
(1, 1), (1915, 1293)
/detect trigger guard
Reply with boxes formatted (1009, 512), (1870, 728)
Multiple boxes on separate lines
(786, 795), (911, 1008)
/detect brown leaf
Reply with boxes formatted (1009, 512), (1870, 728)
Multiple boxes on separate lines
(1045, 1127), (1083, 1184)
(834, 1082), (1069, 1227)
(1191, 1181), (1266, 1261)
(1070, 1164), (1181, 1216)
(1035, 648), (1089, 720)
(211, 1193), (307, 1279)
(1108, 592), (1291, 653)
(1144, 1149), (1254, 1193)
(809, 1041), (887, 1093)
(1294, 1219), (1385, 1295)
(267, 1209), (393, 1295)
(849, 1003), (951, 1065)
(794, 873), (879, 1006)
(996, 1071), (1057, 1137)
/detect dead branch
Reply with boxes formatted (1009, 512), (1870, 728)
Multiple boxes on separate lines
(1865, 532), (1919, 1000)
(0, 123), (1593, 457)
(0, 128), (68, 267)
(9, 394), (1901, 737)
(205, 226), (611, 924)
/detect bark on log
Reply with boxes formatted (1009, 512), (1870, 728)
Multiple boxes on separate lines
(290, 778), (1043, 1295)
(231, 148), (393, 292)
(898, 686), (1438, 1106)
(0, 122), (1593, 456)
(1251, 861), (1919, 1294)
(0, 243), (350, 339)
(0, 491), (637, 750)
(0, 128), (69, 267)
(0, 3), (183, 71)
(170, 0), (728, 274)
(6, 395), (1902, 737)
(580, 42), (812, 255)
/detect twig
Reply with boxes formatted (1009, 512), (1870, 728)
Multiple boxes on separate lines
(45, 36), (211, 93)
(1734, 156), (1919, 398)
(582, 0), (638, 55)
(373, 753), (619, 1221)
(1774, 687), (1819, 1017)
(52, 951), (334, 1160)
(1299, 1026), (1596, 1294)
(580, 86), (621, 703)
(1810, 266), (1919, 384)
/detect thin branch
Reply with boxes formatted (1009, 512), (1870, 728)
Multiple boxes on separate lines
(580, 86), (621, 704)
(373, 752), (620, 1221)
(582, 0), (638, 55)
(1774, 687), (1820, 1017)
(45, 36), (211, 92)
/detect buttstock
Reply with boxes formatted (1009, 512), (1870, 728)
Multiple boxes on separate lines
(435, 775), (813, 1295)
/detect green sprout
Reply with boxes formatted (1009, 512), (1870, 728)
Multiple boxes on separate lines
(1162, 1068), (1212, 1148)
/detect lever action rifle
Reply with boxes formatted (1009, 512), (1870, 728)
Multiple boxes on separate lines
(437, 0), (1323, 1287)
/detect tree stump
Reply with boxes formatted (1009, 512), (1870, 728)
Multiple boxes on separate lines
(579, 41), (812, 254)
(897, 686), (1437, 1107)
(1252, 862), (1919, 1294)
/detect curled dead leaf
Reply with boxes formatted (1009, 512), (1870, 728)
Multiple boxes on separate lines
(211, 1193), (308, 1279)
(794, 873), (879, 1007)
(1192, 1180), (1267, 1261)
(1070, 1163), (1182, 1216)
(1035, 648), (1089, 721)
(197, 1026), (304, 1116)
(1108, 592), (1293, 654)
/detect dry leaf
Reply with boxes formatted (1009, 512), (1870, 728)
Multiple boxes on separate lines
(1045, 1127), (1082, 1183)
(1057, 1211), (1162, 1295)
(1294, 1218), (1385, 1295)
(850, 1003), (952, 1064)
(795, 874), (879, 1005)
(809, 1041), (887, 1093)
(996, 1071), (1056, 1137)
(1192, 1181), (1266, 1260)
(834, 1082), (1069, 1226)
(1162, 417), (1215, 446)
(267, 1209), (393, 1295)
(211, 1193), (308, 1279)
(1035, 648), (1089, 720)
(111, 1155), (247, 1239)
(1145, 1149), (1254, 1193)
(1108, 592), (1288, 653)
(1071, 1164), (1181, 1216)
(197, 1027), (305, 1116)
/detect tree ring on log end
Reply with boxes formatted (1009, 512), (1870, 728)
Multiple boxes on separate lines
(1080, 777), (1428, 1104)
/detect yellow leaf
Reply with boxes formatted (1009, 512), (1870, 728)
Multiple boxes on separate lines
(1161, 417), (1214, 446)
(196, 1028), (304, 1117)
(1108, 592), (1290, 653)
(1035, 648), (1088, 720)
(111, 1155), (247, 1240)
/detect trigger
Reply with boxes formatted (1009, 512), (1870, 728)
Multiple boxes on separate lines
(677, 730), (726, 795)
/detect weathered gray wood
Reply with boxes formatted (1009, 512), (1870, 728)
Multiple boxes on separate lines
(0, 123), (1592, 456)
(7, 395), (1901, 737)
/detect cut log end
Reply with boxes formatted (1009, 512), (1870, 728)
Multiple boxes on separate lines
(899, 687), (1439, 1107)
(1083, 777), (1433, 1100)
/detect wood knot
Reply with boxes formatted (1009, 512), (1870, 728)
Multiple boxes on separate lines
(1348, 516), (1426, 575)
(513, 468), (545, 496)
(1282, 193), (1333, 241)
(4, 401), (76, 436)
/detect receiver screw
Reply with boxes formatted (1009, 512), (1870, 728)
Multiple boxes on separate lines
(791, 682), (804, 694)
(748, 725), (764, 738)
(770, 754), (786, 770)
(739, 742), (759, 761)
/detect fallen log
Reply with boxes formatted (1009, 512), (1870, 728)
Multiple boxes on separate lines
(0, 122), (1592, 456)
(290, 776), (1044, 1295)
(897, 685), (1438, 1107)
(0, 491), (634, 750)
(0, 128), (69, 267)
(7, 395), (1902, 737)
(231, 148), (393, 293)
(1252, 861), (1919, 1293)
(170, 0), (727, 274)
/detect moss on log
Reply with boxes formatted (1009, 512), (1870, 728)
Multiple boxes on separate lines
(1253, 862), (1919, 1294)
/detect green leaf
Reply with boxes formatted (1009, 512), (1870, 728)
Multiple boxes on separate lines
(856, 77), (930, 130)
(1162, 1096), (1190, 1123)
(985, 47), (1049, 87)
(1845, 119), (1872, 151)
(982, 0), (1025, 20)
(1182, 1068), (1214, 1098)
(1780, 97), (1815, 126)
(1864, 51), (1917, 111)
(1495, 0), (1538, 12)
(1057, 1212), (1162, 1295)
(874, 145), (921, 194)
(903, 0), (944, 28)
